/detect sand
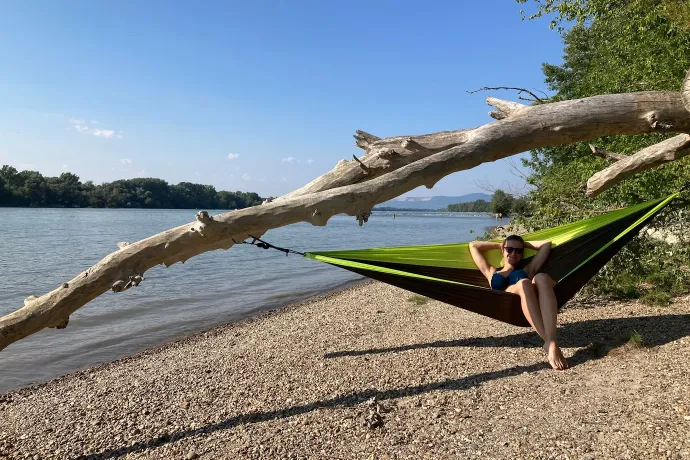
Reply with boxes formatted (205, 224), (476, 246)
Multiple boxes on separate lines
(1, 281), (689, 459)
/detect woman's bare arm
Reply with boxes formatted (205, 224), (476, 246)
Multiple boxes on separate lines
(524, 240), (551, 278)
(469, 241), (500, 281)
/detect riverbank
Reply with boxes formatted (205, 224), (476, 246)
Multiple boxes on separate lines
(1, 281), (689, 459)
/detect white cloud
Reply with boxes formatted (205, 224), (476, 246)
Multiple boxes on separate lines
(134, 169), (147, 178)
(70, 119), (89, 133)
(281, 156), (295, 163)
(93, 129), (115, 139)
(120, 158), (132, 165)
(62, 164), (69, 170)
(69, 118), (122, 139)
(306, 159), (313, 164)
(227, 153), (240, 160)
(241, 173), (251, 180)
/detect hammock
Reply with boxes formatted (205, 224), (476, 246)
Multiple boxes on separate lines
(302, 193), (678, 327)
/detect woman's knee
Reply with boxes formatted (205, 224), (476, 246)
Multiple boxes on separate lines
(515, 278), (533, 293)
(533, 273), (554, 287)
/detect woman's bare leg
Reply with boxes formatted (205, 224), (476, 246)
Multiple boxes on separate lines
(533, 274), (568, 370)
(507, 279), (546, 341)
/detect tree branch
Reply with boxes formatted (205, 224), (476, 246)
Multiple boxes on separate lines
(586, 134), (690, 197)
(487, 97), (528, 120)
(467, 86), (547, 103)
(2, 91), (690, 351)
(589, 144), (628, 161)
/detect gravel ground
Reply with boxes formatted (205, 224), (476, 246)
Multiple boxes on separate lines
(1, 281), (689, 459)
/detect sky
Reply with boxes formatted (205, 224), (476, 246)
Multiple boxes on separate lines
(0, 0), (564, 199)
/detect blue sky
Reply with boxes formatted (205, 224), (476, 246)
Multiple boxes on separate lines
(0, 0), (563, 198)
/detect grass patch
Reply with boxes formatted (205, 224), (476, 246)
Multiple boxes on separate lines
(641, 289), (673, 306)
(627, 330), (645, 349)
(407, 295), (430, 306)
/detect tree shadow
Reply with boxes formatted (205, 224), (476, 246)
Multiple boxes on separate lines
(76, 314), (689, 459)
(324, 314), (690, 364)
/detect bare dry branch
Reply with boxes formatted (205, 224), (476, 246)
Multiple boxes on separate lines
(487, 97), (528, 120)
(587, 134), (690, 197)
(467, 86), (547, 103)
(589, 144), (628, 161)
(2, 91), (690, 351)
(503, 157), (530, 181)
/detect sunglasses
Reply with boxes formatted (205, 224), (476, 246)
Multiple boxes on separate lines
(504, 246), (524, 255)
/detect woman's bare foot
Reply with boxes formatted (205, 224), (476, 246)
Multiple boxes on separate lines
(543, 341), (569, 370)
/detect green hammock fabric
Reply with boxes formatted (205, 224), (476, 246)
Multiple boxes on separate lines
(305, 193), (677, 327)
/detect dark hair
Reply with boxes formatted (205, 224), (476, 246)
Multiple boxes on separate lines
(502, 234), (525, 248)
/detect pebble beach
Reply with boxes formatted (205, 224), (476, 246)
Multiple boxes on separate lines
(1, 281), (689, 459)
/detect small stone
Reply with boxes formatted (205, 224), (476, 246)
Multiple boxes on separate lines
(185, 451), (199, 460)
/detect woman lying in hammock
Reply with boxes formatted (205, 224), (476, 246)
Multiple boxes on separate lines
(469, 235), (569, 370)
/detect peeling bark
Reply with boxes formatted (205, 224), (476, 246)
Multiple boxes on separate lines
(2, 91), (690, 351)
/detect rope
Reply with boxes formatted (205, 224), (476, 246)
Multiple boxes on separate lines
(232, 235), (305, 256)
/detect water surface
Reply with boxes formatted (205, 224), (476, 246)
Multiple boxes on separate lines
(0, 208), (502, 392)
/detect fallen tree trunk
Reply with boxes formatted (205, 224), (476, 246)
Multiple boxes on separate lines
(2, 91), (690, 352)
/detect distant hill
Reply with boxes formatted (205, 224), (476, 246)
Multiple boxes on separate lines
(374, 193), (491, 210)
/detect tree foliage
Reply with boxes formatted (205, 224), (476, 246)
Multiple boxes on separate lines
(515, 0), (690, 304)
(490, 190), (514, 216)
(0, 166), (264, 209)
(446, 191), (532, 216)
(446, 199), (491, 213)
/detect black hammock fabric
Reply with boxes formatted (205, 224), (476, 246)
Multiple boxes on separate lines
(304, 194), (677, 327)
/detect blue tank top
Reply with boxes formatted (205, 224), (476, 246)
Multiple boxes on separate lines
(490, 269), (529, 291)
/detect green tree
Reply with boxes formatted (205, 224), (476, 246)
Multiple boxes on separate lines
(511, 196), (532, 216)
(490, 190), (514, 216)
(0, 164), (266, 210)
(447, 199), (491, 212)
(515, 0), (690, 303)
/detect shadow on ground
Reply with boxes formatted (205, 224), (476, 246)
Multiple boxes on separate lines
(77, 314), (689, 459)
(324, 314), (690, 363)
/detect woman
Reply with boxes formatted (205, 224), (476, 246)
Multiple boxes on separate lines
(469, 235), (569, 370)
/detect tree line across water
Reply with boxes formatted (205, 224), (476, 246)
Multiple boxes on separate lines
(444, 190), (530, 216)
(0, 166), (264, 209)
(1, 164), (529, 217)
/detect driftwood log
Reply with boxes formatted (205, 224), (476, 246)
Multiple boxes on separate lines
(2, 89), (690, 352)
